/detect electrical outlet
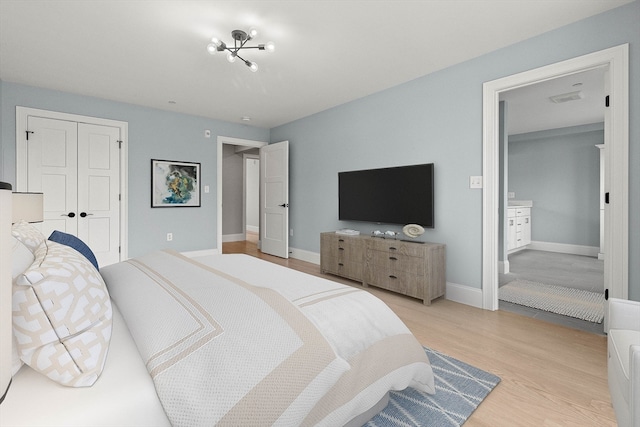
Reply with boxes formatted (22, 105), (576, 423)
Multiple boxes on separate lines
(167, 233), (173, 241)
(469, 176), (483, 189)
(508, 192), (515, 199)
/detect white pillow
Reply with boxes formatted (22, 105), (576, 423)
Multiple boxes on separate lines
(11, 220), (45, 254)
(11, 235), (35, 280)
(13, 240), (113, 387)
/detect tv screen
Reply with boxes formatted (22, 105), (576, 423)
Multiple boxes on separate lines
(338, 163), (434, 228)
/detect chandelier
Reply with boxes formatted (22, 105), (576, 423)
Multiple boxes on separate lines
(207, 28), (274, 72)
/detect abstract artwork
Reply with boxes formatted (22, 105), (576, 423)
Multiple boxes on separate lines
(151, 159), (201, 207)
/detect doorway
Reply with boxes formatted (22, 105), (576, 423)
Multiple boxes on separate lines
(482, 44), (629, 317)
(497, 70), (606, 331)
(216, 136), (267, 253)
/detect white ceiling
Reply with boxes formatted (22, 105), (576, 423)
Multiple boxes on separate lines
(0, 0), (631, 129)
(501, 67), (606, 135)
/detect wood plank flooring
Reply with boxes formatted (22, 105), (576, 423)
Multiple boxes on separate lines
(223, 239), (617, 426)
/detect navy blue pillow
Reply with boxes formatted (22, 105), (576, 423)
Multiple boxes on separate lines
(48, 230), (99, 270)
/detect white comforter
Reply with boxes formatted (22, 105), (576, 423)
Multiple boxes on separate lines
(100, 251), (434, 426)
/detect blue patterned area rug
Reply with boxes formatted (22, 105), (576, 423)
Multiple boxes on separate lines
(365, 347), (500, 427)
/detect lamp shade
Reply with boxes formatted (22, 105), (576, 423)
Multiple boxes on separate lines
(12, 192), (44, 223)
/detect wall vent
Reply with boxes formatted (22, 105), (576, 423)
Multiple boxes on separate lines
(549, 90), (583, 103)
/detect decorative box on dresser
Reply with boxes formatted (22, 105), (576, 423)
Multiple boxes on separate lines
(320, 232), (446, 305)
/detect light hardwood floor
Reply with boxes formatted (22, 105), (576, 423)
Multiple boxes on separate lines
(223, 239), (616, 426)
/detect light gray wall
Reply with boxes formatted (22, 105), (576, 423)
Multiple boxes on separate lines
(270, 1), (639, 299)
(0, 81), (269, 257)
(508, 124), (603, 247)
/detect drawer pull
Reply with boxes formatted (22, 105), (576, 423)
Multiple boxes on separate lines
(389, 247), (397, 251)
(389, 256), (398, 261)
(338, 263), (344, 266)
(338, 247), (344, 251)
(389, 275), (397, 279)
(338, 239), (345, 242)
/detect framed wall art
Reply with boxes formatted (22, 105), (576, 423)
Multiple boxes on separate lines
(151, 159), (201, 207)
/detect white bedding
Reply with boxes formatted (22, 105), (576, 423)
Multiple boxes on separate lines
(0, 304), (171, 426)
(2, 249), (434, 427)
(101, 251), (434, 426)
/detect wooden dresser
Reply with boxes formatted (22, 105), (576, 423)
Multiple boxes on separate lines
(320, 232), (446, 305)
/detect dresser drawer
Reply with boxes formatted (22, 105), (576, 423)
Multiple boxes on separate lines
(364, 268), (422, 299)
(366, 249), (425, 276)
(367, 239), (426, 257)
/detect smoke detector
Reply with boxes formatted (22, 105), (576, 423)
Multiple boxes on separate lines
(549, 90), (584, 104)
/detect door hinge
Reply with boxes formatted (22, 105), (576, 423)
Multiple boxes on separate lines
(605, 192), (610, 204)
(605, 289), (609, 300)
(117, 140), (123, 148)
(26, 130), (34, 140)
(119, 246), (121, 254)
(605, 95), (610, 107)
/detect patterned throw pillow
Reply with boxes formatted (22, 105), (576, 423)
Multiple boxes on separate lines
(11, 220), (45, 254)
(13, 240), (112, 387)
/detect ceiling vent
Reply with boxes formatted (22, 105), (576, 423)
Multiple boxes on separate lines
(549, 90), (584, 104)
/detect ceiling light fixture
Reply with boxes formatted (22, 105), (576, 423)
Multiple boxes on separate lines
(207, 28), (274, 72)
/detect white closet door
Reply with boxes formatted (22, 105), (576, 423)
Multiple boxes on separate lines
(26, 116), (78, 237)
(77, 123), (121, 266)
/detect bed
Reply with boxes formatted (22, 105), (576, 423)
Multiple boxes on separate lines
(0, 217), (435, 426)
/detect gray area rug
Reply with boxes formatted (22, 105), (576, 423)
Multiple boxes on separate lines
(499, 279), (605, 323)
(365, 347), (500, 427)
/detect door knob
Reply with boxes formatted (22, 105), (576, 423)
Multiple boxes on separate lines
(61, 212), (76, 218)
(80, 212), (94, 218)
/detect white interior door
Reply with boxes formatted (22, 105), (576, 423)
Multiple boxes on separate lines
(26, 116), (78, 236)
(77, 123), (121, 266)
(259, 141), (289, 258)
(24, 116), (121, 267)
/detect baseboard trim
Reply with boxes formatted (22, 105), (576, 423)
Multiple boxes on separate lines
(222, 233), (245, 243)
(246, 225), (259, 233)
(499, 260), (510, 274)
(445, 282), (483, 309)
(528, 241), (599, 257)
(290, 247), (320, 264)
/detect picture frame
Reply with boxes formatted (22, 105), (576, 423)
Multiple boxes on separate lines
(151, 159), (201, 208)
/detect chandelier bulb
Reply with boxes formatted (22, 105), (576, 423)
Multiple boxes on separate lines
(248, 61), (258, 72)
(227, 52), (236, 63)
(248, 27), (258, 39)
(265, 41), (275, 53)
(206, 43), (218, 54)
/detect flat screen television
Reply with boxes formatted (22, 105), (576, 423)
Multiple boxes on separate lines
(338, 163), (434, 228)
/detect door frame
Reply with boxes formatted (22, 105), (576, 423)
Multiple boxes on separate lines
(15, 106), (129, 261)
(217, 136), (267, 252)
(482, 44), (629, 310)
